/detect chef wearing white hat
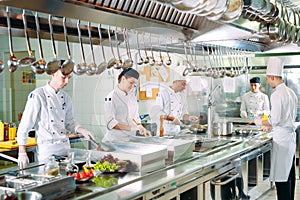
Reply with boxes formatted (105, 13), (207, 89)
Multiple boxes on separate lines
(256, 57), (297, 200)
(151, 70), (197, 136)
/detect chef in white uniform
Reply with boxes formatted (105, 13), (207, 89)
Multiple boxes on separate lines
(255, 57), (297, 200)
(17, 62), (95, 167)
(102, 68), (149, 142)
(240, 77), (270, 118)
(153, 71), (196, 135)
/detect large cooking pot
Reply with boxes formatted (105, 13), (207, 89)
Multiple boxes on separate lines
(213, 121), (233, 136)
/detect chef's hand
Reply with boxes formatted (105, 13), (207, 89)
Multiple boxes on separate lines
(189, 116), (199, 122)
(254, 117), (262, 126)
(18, 152), (29, 169)
(262, 119), (272, 132)
(172, 117), (182, 125)
(137, 125), (152, 137)
(77, 127), (95, 140)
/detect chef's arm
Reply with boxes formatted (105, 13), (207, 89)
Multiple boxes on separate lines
(113, 123), (132, 131)
(18, 145), (26, 153)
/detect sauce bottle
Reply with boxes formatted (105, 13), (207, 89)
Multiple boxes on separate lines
(83, 152), (94, 173)
(3, 123), (9, 141)
(0, 120), (4, 141)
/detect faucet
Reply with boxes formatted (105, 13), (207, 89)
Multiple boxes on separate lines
(207, 84), (221, 138)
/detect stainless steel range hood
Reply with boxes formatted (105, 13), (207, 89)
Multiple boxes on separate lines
(0, 0), (272, 53)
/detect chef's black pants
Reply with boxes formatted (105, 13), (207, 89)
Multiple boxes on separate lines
(275, 157), (295, 200)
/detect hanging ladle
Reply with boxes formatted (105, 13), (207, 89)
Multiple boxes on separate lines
(136, 31), (144, 65)
(46, 14), (60, 75)
(31, 12), (46, 74)
(149, 33), (156, 66)
(114, 26), (123, 69)
(73, 20), (86, 75)
(96, 24), (107, 75)
(86, 22), (97, 76)
(6, 7), (19, 73)
(157, 36), (163, 66)
(142, 32), (150, 64)
(122, 28), (133, 69)
(19, 9), (36, 67)
(107, 26), (117, 69)
(61, 17), (75, 76)
(164, 37), (172, 66)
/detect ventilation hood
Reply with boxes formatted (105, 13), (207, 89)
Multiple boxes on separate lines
(0, 0), (289, 54)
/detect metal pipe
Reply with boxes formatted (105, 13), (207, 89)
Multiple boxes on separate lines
(207, 84), (221, 138)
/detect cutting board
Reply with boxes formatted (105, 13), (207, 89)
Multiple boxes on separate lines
(0, 137), (37, 149)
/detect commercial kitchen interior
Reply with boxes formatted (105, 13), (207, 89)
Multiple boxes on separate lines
(0, 0), (300, 199)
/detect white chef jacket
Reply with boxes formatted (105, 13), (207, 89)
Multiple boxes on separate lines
(240, 91), (270, 118)
(269, 83), (298, 182)
(155, 87), (188, 135)
(17, 83), (80, 163)
(102, 86), (140, 142)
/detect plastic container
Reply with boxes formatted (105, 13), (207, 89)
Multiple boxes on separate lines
(8, 123), (16, 140)
(44, 156), (60, 176)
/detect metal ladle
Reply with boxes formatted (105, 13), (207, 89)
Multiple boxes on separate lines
(31, 12), (46, 74)
(19, 9), (36, 67)
(86, 22), (97, 76)
(114, 26), (123, 69)
(142, 32), (150, 64)
(157, 36), (163, 66)
(136, 31), (144, 65)
(46, 14), (60, 75)
(107, 26), (117, 69)
(164, 37), (172, 66)
(96, 24), (107, 75)
(61, 17), (75, 76)
(73, 20), (86, 75)
(6, 7), (19, 73)
(122, 28), (133, 69)
(148, 33), (156, 66)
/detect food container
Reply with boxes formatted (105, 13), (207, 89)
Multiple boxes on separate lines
(213, 121), (233, 136)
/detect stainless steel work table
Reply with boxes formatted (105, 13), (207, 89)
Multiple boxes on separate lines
(72, 134), (272, 200)
(0, 133), (272, 200)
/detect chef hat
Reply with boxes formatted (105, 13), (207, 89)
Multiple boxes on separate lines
(171, 66), (186, 82)
(266, 57), (284, 77)
(121, 68), (139, 79)
(250, 77), (260, 83)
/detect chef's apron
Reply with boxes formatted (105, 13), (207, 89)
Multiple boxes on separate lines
(269, 127), (296, 182)
(37, 140), (70, 164)
(164, 91), (182, 135)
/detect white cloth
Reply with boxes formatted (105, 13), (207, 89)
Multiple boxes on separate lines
(155, 87), (188, 135)
(17, 83), (80, 163)
(269, 83), (298, 182)
(102, 86), (140, 142)
(240, 91), (270, 118)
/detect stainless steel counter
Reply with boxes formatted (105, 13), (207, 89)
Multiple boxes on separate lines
(0, 133), (273, 200)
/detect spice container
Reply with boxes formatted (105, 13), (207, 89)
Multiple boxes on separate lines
(9, 123), (16, 140)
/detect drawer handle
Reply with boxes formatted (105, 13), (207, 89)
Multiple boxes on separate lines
(210, 172), (239, 186)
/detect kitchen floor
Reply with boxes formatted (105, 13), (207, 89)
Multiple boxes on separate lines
(256, 165), (299, 200)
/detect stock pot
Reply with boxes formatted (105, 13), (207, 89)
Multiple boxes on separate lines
(213, 121), (233, 136)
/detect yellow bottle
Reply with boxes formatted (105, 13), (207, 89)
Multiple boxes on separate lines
(0, 120), (4, 141)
